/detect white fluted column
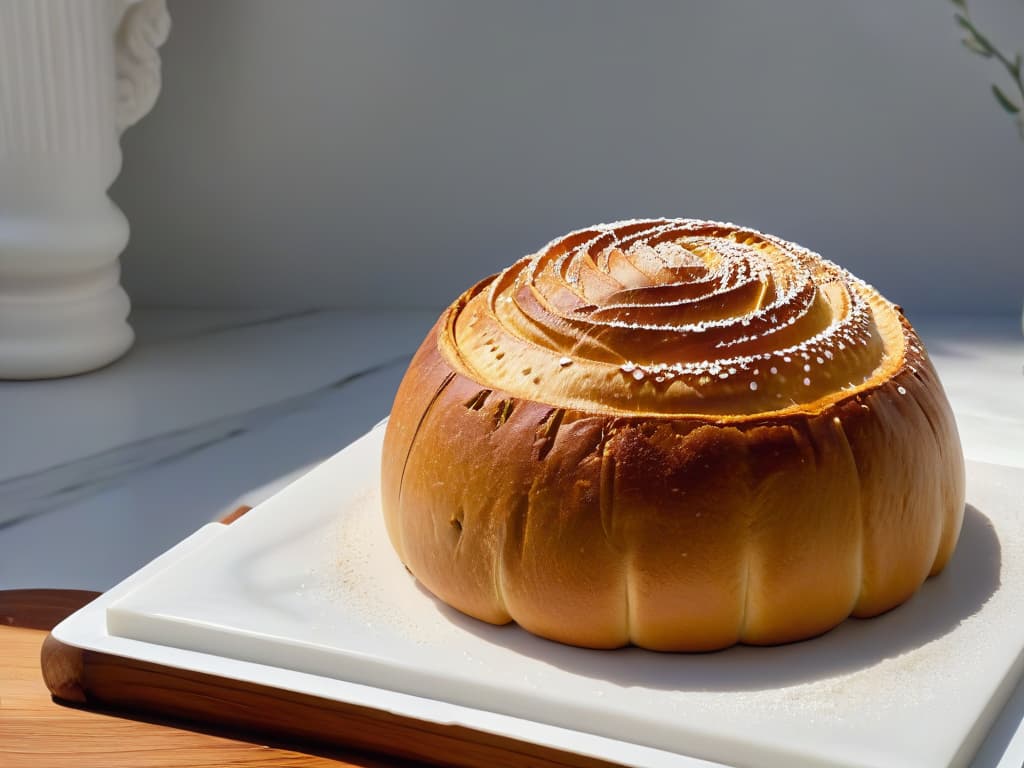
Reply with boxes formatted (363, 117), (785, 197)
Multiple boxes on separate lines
(0, 0), (169, 379)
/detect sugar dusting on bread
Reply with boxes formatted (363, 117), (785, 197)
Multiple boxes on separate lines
(380, 218), (966, 651)
(447, 218), (903, 417)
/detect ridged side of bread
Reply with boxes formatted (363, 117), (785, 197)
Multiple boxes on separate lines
(381, 318), (964, 651)
(381, 219), (966, 651)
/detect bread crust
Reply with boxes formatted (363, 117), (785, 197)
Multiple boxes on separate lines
(381, 221), (965, 651)
(382, 319), (963, 651)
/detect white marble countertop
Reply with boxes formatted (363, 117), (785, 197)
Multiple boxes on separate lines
(0, 310), (1020, 591)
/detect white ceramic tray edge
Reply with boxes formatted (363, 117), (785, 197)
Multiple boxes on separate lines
(48, 425), (1024, 768)
(50, 522), (722, 768)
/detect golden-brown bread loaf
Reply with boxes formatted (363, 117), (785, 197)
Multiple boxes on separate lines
(381, 219), (965, 651)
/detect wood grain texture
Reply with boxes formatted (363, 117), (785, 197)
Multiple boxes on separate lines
(0, 588), (100, 630)
(37, 635), (616, 768)
(7, 510), (619, 767)
(1, 590), (405, 768)
(7, 583), (618, 768)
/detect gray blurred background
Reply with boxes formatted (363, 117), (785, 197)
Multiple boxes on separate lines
(113, 0), (1023, 317)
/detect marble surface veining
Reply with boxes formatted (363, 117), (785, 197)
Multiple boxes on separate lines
(0, 310), (1020, 591)
(0, 309), (436, 589)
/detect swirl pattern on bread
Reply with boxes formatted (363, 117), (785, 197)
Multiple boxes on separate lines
(381, 219), (965, 651)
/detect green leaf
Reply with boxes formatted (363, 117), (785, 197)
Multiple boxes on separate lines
(963, 37), (994, 57)
(992, 84), (1021, 114)
(1013, 53), (1023, 78)
(954, 16), (994, 54)
(950, 0), (967, 9)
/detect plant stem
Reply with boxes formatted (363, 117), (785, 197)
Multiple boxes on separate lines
(953, 1), (1024, 137)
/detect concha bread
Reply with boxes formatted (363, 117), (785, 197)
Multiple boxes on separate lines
(381, 219), (965, 651)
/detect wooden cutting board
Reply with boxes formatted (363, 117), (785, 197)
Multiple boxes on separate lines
(7, 507), (617, 768)
(1, 589), (397, 768)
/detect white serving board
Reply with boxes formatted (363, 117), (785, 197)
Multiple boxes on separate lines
(65, 424), (1024, 768)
